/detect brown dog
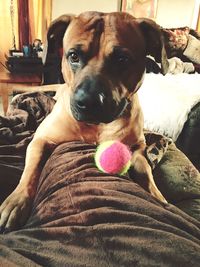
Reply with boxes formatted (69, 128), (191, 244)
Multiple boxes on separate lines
(0, 11), (169, 232)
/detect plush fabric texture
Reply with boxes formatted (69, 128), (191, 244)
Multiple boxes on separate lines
(0, 92), (56, 203)
(138, 73), (200, 141)
(153, 142), (200, 220)
(167, 57), (195, 74)
(0, 92), (200, 266)
(0, 141), (200, 266)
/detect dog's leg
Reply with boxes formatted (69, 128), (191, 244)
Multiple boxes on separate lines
(0, 137), (54, 232)
(130, 144), (167, 203)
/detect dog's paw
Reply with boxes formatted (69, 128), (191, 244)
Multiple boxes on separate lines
(0, 188), (32, 233)
(149, 184), (168, 204)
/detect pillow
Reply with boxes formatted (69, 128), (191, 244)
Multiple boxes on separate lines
(162, 27), (190, 57)
(183, 34), (200, 64)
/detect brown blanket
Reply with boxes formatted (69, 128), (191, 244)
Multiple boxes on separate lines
(0, 92), (200, 266)
(0, 92), (55, 203)
(0, 141), (200, 266)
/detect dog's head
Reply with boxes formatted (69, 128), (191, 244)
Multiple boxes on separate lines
(44, 11), (168, 124)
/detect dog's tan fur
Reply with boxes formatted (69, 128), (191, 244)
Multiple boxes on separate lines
(0, 11), (168, 231)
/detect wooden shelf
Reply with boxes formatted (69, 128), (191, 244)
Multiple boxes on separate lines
(0, 70), (42, 115)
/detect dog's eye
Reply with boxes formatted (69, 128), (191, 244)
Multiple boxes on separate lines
(69, 52), (80, 63)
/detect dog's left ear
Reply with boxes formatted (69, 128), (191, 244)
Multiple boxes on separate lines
(136, 18), (169, 75)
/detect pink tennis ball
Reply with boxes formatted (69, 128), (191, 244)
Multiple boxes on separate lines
(95, 140), (132, 175)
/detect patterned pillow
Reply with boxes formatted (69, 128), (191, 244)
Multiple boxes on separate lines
(145, 132), (172, 169)
(162, 27), (190, 51)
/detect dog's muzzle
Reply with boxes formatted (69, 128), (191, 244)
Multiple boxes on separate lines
(70, 77), (129, 124)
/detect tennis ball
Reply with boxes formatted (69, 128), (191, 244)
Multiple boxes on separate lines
(95, 140), (132, 175)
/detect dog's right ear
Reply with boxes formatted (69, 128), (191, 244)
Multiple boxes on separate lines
(136, 18), (169, 75)
(42, 14), (75, 64)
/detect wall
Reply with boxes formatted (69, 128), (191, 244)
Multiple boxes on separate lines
(0, 1), (18, 70)
(156, 0), (199, 28)
(52, 0), (200, 29)
(52, 0), (120, 20)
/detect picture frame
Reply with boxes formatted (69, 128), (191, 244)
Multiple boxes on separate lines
(121, 0), (158, 20)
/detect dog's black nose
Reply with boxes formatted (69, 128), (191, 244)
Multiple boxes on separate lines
(73, 76), (108, 111)
(75, 89), (105, 111)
